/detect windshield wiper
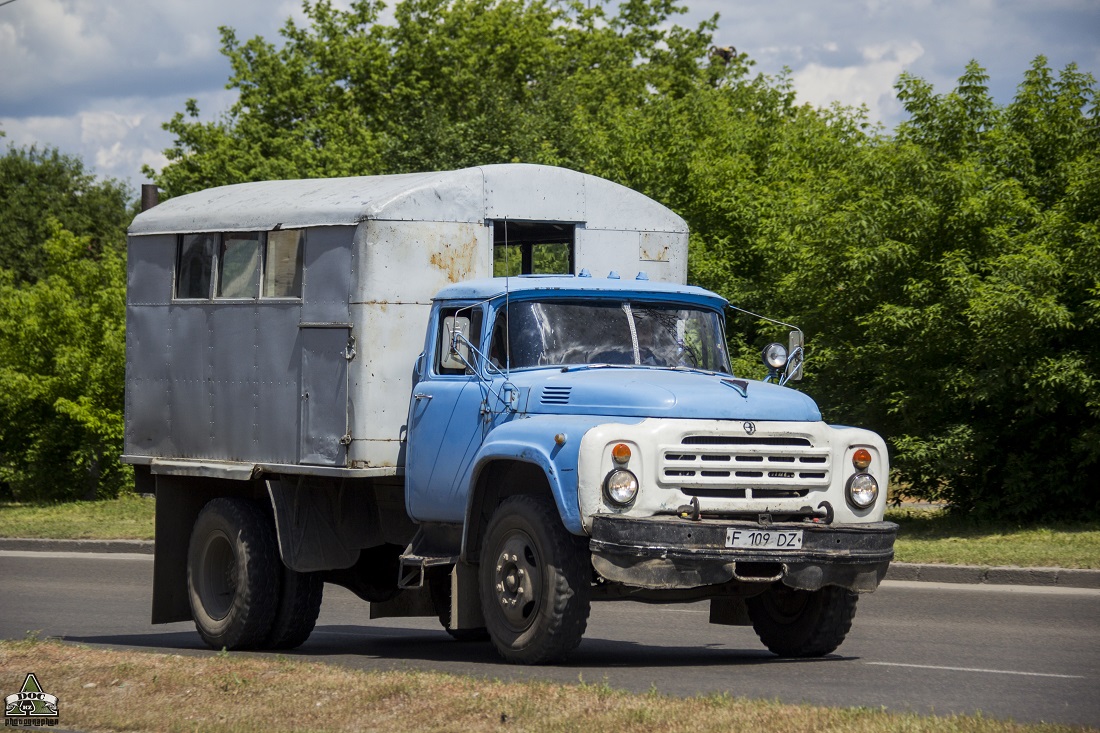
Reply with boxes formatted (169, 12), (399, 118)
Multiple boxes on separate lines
(558, 363), (634, 373)
(558, 363), (726, 376)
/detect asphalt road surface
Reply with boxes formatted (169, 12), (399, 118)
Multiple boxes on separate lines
(2, 550), (1098, 728)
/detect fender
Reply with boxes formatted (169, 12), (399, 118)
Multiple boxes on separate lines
(459, 414), (644, 557)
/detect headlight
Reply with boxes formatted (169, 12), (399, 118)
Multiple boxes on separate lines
(604, 469), (639, 507)
(762, 342), (788, 370)
(846, 473), (879, 509)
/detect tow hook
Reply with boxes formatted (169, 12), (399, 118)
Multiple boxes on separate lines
(676, 496), (701, 521)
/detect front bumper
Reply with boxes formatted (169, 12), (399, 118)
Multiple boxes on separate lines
(589, 515), (897, 593)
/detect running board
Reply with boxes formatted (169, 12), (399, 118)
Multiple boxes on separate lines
(398, 552), (459, 589)
(398, 523), (464, 589)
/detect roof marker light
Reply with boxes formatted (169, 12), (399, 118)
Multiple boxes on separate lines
(608, 271), (620, 279)
(579, 268), (591, 278)
(636, 271), (649, 281)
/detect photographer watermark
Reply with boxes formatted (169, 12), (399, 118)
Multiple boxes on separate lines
(4, 674), (58, 727)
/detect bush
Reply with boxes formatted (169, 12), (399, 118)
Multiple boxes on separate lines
(0, 225), (130, 501)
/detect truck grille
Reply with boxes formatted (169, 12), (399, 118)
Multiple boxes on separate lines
(660, 434), (830, 498)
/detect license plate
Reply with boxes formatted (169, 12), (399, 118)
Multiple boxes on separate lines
(725, 528), (803, 550)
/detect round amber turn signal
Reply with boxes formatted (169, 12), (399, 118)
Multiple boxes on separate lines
(612, 443), (632, 464)
(852, 448), (872, 470)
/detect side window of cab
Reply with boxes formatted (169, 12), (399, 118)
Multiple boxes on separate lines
(436, 306), (483, 376)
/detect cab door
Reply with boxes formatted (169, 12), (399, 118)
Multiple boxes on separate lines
(405, 305), (487, 523)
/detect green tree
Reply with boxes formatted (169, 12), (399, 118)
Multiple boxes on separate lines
(0, 224), (130, 501)
(0, 144), (132, 283)
(715, 59), (1100, 520)
(149, 0), (723, 195)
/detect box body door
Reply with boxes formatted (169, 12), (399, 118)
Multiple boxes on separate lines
(300, 327), (349, 466)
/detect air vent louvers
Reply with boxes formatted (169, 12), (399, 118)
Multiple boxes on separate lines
(540, 386), (572, 405)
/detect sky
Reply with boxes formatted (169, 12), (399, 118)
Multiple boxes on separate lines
(1, 0), (1097, 192)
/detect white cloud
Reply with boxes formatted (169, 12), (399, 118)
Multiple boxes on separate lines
(1, 88), (236, 188)
(792, 41), (925, 123)
(1, 0), (1098, 190)
(80, 111), (144, 147)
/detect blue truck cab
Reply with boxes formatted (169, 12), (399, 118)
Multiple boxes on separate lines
(403, 274), (896, 663)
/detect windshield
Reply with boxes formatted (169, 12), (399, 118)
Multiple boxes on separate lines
(488, 300), (731, 373)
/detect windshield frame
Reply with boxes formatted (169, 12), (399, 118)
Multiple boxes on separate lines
(485, 296), (733, 375)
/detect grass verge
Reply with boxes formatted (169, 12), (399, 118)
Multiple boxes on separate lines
(1, 496), (1098, 569)
(0, 493), (155, 540)
(1, 638), (1090, 733)
(886, 507), (1100, 569)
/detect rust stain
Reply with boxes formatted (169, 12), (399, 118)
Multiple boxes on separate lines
(640, 232), (672, 262)
(429, 233), (481, 283)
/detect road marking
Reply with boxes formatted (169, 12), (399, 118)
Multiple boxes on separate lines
(866, 662), (1085, 679)
(882, 580), (1100, 596)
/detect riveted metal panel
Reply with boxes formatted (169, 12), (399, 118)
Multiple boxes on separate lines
(208, 305), (262, 461)
(574, 228), (686, 284)
(164, 305), (213, 458)
(302, 226), (355, 325)
(254, 304), (303, 462)
(580, 176), (687, 234)
(361, 168), (484, 222)
(125, 303), (172, 457)
(638, 230), (688, 283)
(574, 227), (636, 280)
(348, 302), (433, 469)
(354, 220), (489, 304)
(483, 165), (585, 222)
(129, 172), (444, 234)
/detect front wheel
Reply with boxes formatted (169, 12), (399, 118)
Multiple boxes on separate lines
(746, 584), (858, 657)
(479, 496), (591, 664)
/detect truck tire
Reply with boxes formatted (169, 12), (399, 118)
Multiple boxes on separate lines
(187, 498), (279, 650)
(264, 565), (324, 650)
(479, 495), (591, 664)
(745, 584), (858, 657)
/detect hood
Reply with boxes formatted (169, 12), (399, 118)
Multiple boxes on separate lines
(513, 367), (821, 422)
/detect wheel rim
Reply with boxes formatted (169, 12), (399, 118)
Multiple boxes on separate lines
(198, 529), (237, 621)
(491, 529), (543, 632)
(761, 586), (810, 624)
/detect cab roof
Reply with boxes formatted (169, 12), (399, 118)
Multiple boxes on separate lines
(433, 274), (728, 310)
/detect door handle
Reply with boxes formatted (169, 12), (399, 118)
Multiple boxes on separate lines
(413, 393), (433, 401)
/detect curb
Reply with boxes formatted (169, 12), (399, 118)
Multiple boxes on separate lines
(0, 537), (154, 554)
(2, 538), (1099, 589)
(886, 562), (1100, 589)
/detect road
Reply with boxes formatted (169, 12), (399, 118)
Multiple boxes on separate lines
(2, 550), (1098, 727)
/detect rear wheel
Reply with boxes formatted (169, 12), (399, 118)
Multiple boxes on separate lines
(187, 498), (279, 650)
(264, 565), (323, 650)
(479, 496), (590, 664)
(746, 584), (858, 657)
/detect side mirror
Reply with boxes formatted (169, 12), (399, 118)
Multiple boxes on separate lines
(440, 316), (472, 371)
(787, 330), (803, 382)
